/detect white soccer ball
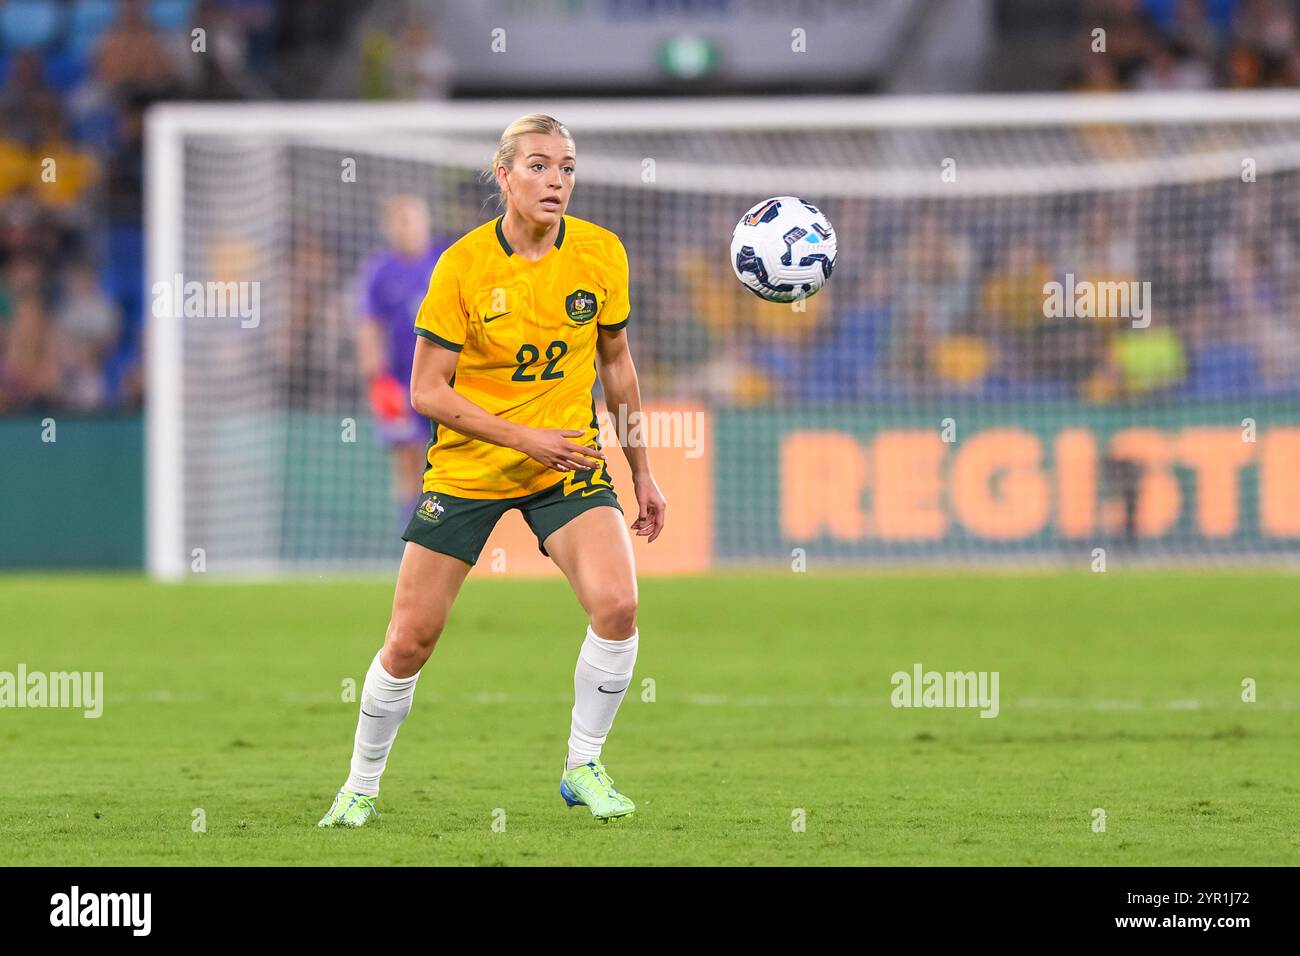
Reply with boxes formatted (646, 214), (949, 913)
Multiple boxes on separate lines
(730, 196), (837, 303)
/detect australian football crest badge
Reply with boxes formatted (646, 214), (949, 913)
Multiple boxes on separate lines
(565, 288), (598, 325)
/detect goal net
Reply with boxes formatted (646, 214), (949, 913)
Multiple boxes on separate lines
(146, 95), (1300, 578)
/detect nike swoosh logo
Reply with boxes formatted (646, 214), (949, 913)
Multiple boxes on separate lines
(580, 486), (607, 497)
(597, 684), (628, 695)
(482, 311), (511, 323)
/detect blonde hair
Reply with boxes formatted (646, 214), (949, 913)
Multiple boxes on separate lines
(485, 113), (574, 209)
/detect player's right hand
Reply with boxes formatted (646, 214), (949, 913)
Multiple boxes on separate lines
(519, 428), (605, 472)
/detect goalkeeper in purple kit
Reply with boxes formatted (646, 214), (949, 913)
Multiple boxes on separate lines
(355, 195), (448, 519)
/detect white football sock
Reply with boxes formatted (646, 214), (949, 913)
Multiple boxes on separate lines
(567, 626), (638, 771)
(344, 650), (420, 797)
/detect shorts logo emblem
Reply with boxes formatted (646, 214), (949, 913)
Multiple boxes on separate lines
(417, 495), (446, 523)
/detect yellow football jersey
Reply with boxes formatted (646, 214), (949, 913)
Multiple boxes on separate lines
(413, 214), (630, 499)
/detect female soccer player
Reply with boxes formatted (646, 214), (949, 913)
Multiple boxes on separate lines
(319, 114), (666, 827)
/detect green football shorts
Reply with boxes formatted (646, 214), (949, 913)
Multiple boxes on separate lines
(401, 473), (623, 566)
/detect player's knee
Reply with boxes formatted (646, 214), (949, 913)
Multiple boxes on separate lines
(383, 615), (443, 673)
(591, 593), (638, 641)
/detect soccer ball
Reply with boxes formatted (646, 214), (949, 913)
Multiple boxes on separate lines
(730, 196), (837, 303)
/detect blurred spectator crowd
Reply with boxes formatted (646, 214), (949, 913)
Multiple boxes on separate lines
(663, 176), (1300, 406)
(0, 0), (347, 415)
(1074, 0), (1300, 90)
(2, 0), (1299, 417)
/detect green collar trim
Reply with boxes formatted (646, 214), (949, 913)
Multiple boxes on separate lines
(495, 216), (565, 257)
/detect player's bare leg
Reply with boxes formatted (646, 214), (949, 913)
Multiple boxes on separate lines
(546, 504), (639, 642)
(543, 505), (639, 820)
(318, 542), (470, 827)
(380, 540), (471, 676)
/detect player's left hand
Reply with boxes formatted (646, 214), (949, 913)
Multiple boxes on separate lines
(631, 474), (667, 543)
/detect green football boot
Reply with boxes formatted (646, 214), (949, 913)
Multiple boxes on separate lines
(560, 759), (636, 822)
(317, 789), (378, 828)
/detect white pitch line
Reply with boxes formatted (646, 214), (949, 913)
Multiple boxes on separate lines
(98, 692), (1300, 711)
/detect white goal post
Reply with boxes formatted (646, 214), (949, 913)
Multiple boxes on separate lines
(146, 92), (1300, 579)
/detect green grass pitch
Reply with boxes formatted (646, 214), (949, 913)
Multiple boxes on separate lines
(2, 571), (1298, 866)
